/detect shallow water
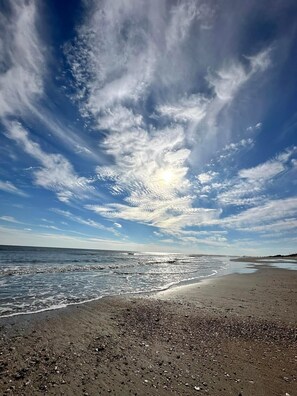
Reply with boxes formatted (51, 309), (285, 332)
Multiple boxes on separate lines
(0, 246), (295, 317)
(0, 246), (231, 316)
(269, 262), (297, 271)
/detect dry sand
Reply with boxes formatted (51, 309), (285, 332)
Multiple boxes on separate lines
(0, 267), (296, 395)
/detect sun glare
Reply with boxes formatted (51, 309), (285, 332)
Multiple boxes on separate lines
(161, 169), (174, 184)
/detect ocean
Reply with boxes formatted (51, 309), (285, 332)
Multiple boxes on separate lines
(0, 245), (292, 318)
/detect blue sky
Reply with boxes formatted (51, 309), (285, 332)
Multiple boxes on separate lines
(0, 0), (297, 255)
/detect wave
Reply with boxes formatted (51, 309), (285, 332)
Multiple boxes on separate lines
(0, 258), (190, 277)
(0, 253), (229, 318)
(0, 265), (106, 276)
(0, 257), (111, 265)
(0, 269), (221, 319)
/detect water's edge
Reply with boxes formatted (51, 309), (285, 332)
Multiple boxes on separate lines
(0, 248), (296, 319)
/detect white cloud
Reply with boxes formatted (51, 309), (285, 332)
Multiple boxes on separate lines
(63, 0), (226, 144)
(0, 0), (44, 118)
(165, 1), (214, 50)
(88, 124), (219, 233)
(6, 122), (94, 202)
(197, 171), (218, 184)
(221, 138), (254, 155)
(97, 125), (190, 198)
(222, 197), (297, 230)
(66, 0), (273, 168)
(40, 225), (62, 231)
(65, 0), (215, 120)
(239, 218), (297, 234)
(68, 8), (272, 234)
(247, 48), (271, 73)
(51, 208), (120, 236)
(65, 0), (158, 116)
(178, 235), (229, 248)
(217, 147), (296, 207)
(239, 161), (285, 180)
(157, 94), (208, 123)
(187, 52), (269, 167)
(208, 62), (248, 102)
(97, 105), (143, 132)
(207, 49), (270, 103)
(41, 218), (54, 223)
(63, 0), (279, 245)
(153, 231), (163, 237)
(0, 225), (181, 253)
(87, 201), (221, 234)
(0, 216), (22, 224)
(0, 1), (100, 163)
(0, 180), (28, 197)
(217, 183), (265, 207)
(246, 122), (262, 132)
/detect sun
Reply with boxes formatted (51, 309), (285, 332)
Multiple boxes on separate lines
(161, 169), (174, 184)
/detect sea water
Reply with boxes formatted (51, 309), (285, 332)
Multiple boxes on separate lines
(0, 246), (229, 316)
(0, 245), (295, 317)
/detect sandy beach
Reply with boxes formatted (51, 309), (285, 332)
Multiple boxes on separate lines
(0, 266), (296, 396)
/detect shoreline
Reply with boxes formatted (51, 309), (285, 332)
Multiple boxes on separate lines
(0, 275), (215, 320)
(2, 256), (293, 320)
(0, 267), (296, 395)
(1, 264), (296, 322)
(1, 255), (296, 320)
(152, 267), (297, 323)
(0, 260), (226, 320)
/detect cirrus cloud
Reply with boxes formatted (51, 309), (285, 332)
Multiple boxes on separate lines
(6, 122), (94, 202)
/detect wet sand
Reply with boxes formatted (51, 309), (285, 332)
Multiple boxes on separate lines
(0, 267), (296, 395)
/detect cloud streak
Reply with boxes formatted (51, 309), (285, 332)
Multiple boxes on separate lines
(51, 208), (120, 236)
(0, 180), (28, 197)
(65, 0), (274, 240)
(0, 215), (22, 224)
(0, 0), (44, 118)
(6, 122), (94, 202)
(222, 197), (297, 233)
(1, 0), (296, 254)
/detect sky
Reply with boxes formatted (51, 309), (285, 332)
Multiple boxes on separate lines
(0, 0), (297, 255)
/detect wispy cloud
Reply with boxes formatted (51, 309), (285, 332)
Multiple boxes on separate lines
(194, 146), (297, 208)
(217, 147), (296, 207)
(51, 208), (120, 236)
(0, 0), (103, 165)
(157, 95), (209, 123)
(66, 0), (270, 143)
(88, 125), (218, 233)
(87, 200), (221, 235)
(0, 180), (28, 197)
(6, 122), (94, 202)
(222, 197), (297, 233)
(1, 0), (295, 254)
(0, 0), (44, 118)
(66, 1), (155, 115)
(240, 218), (297, 235)
(207, 49), (271, 103)
(247, 122), (262, 132)
(0, 215), (22, 224)
(65, 0), (273, 239)
(239, 160), (285, 180)
(197, 171), (218, 184)
(0, 224), (153, 252)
